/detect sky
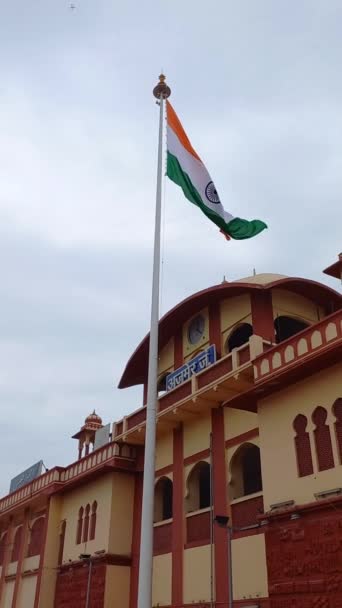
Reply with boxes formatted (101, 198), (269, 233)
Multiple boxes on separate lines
(0, 0), (341, 495)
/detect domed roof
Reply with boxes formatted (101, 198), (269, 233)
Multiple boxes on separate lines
(235, 273), (287, 285)
(118, 274), (342, 389)
(84, 410), (103, 427)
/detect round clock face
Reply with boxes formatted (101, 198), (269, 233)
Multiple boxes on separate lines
(188, 315), (205, 345)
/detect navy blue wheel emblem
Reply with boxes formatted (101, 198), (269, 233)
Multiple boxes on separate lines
(205, 181), (220, 204)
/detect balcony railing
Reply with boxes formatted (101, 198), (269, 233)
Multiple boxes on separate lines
(253, 310), (342, 382)
(0, 442), (136, 515)
(114, 336), (270, 441)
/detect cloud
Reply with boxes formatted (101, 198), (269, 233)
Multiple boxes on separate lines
(0, 0), (341, 495)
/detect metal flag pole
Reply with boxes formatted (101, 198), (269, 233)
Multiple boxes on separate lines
(137, 74), (171, 608)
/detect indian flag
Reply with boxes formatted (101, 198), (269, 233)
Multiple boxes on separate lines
(166, 101), (267, 240)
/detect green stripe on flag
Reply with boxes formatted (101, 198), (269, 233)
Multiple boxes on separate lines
(166, 151), (267, 240)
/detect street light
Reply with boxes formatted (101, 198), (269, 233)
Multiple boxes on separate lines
(214, 516), (268, 608)
(79, 554), (93, 608)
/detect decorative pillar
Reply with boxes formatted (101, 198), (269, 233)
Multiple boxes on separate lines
(174, 329), (183, 369)
(209, 301), (222, 359)
(172, 425), (184, 607)
(211, 407), (229, 608)
(33, 504), (50, 608)
(251, 291), (275, 343)
(0, 518), (14, 604)
(129, 472), (143, 608)
(11, 509), (30, 608)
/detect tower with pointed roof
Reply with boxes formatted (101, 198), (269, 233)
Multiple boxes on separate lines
(72, 410), (103, 459)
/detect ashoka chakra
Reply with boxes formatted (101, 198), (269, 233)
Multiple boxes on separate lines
(205, 181), (220, 204)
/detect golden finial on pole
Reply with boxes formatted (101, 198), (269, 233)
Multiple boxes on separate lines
(153, 73), (171, 99)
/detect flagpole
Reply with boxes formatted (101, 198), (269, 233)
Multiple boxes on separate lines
(137, 74), (171, 608)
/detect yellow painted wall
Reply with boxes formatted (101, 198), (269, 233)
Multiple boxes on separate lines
(104, 565), (130, 608)
(158, 338), (175, 377)
(221, 295), (252, 352)
(232, 534), (268, 600)
(183, 413), (211, 459)
(108, 472), (135, 555)
(184, 545), (212, 603)
(224, 407), (258, 441)
(1, 580), (14, 608)
(38, 496), (62, 608)
(61, 473), (113, 560)
(183, 308), (209, 359)
(22, 555), (40, 572)
(152, 553), (172, 606)
(155, 432), (173, 471)
(16, 575), (37, 608)
(259, 362), (342, 510)
(6, 562), (17, 576)
(272, 288), (323, 323)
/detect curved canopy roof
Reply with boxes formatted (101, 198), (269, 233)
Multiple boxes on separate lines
(118, 275), (342, 389)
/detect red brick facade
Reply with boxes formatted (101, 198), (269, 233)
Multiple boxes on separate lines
(55, 561), (106, 608)
(266, 507), (342, 607)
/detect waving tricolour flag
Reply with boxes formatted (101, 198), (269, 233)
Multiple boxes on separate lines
(166, 101), (267, 240)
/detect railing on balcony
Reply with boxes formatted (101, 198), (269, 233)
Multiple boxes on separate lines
(153, 521), (172, 555)
(186, 509), (211, 546)
(0, 442), (136, 515)
(231, 493), (264, 529)
(114, 336), (270, 440)
(253, 310), (342, 382)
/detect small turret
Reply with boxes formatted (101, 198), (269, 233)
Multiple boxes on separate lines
(72, 410), (103, 460)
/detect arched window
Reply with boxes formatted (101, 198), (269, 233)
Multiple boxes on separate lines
(157, 374), (168, 396)
(89, 501), (97, 540)
(76, 507), (83, 545)
(226, 323), (253, 352)
(333, 398), (342, 463)
(186, 461), (211, 512)
(82, 504), (90, 543)
(312, 406), (334, 471)
(230, 443), (262, 500)
(58, 520), (66, 566)
(274, 316), (309, 344)
(293, 414), (314, 477)
(27, 517), (45, 557)
(11, 526), (22, 562)
(154, 478), (173, 522)
(0, 532), (7, 566)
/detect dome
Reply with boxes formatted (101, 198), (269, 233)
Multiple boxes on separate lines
(84, 410), (103, 427)
(235, 273), (287, 285)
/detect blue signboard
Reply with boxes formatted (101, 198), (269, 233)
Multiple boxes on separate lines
(166, 345), (216, 392)
(10, 460), (43, 493)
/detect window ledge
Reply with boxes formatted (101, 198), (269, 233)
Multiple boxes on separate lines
(186, 506), (211, 518)
(230, 491), (263, 505)
(153, 518), (173, 527)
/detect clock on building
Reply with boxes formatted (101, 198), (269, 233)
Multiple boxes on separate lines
(188, 315), (205, 345)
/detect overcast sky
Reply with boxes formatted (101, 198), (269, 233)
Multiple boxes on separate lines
(0, 0), (341, 495)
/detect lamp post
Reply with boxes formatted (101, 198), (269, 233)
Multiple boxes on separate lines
(214, 516), (268, 608)
(79, 553), (93, 608)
